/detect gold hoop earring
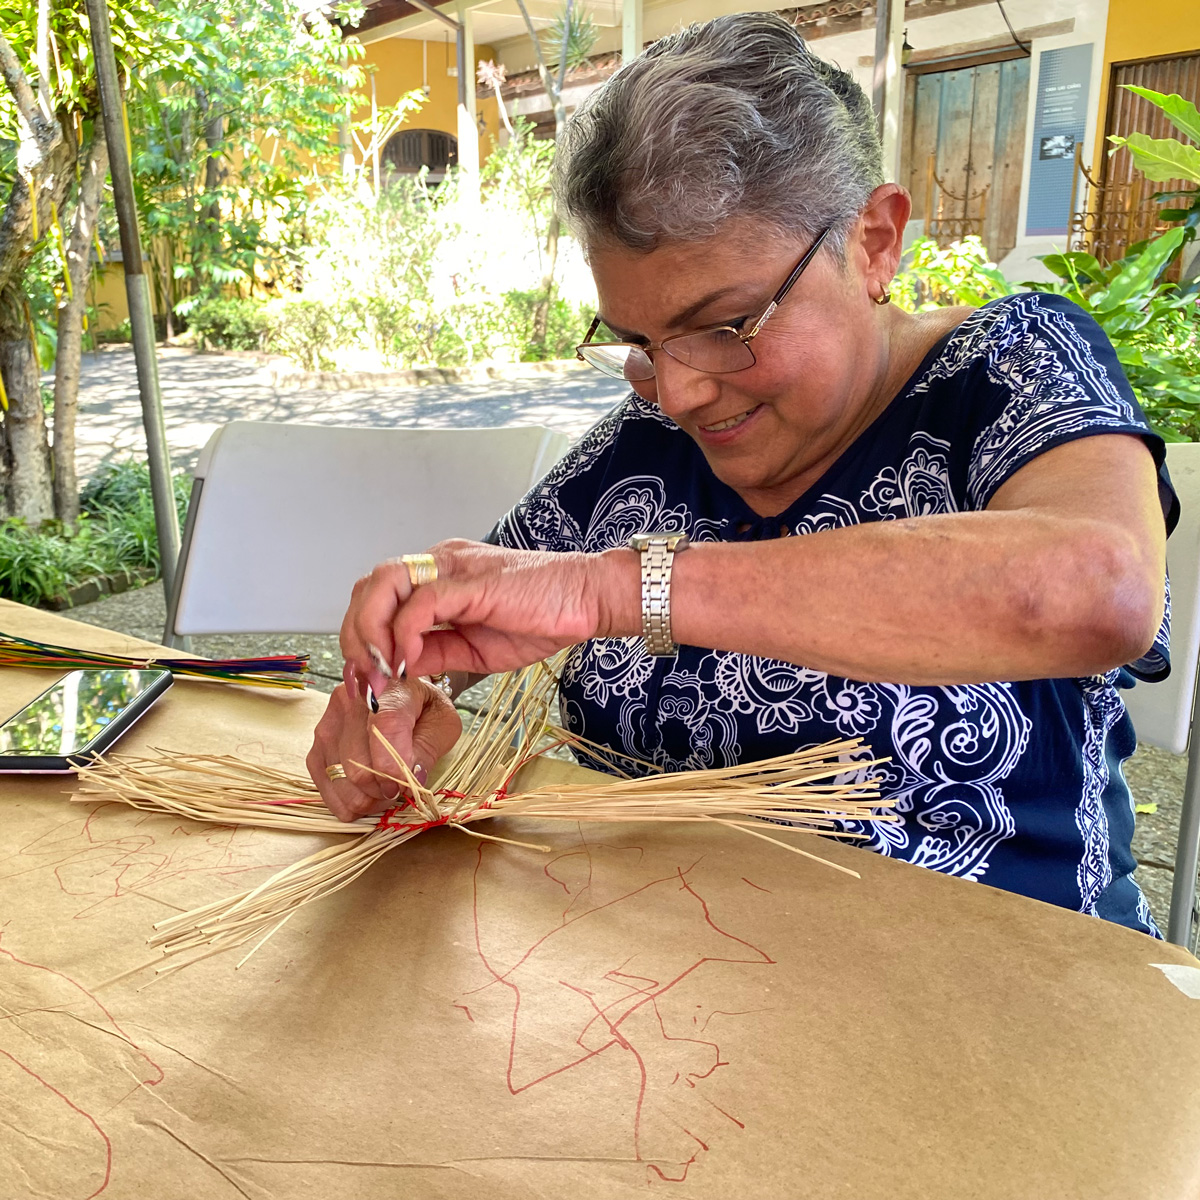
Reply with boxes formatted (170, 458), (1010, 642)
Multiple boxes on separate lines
(873, 289), (892, 306)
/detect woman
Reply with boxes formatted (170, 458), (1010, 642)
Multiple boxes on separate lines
(308, 13), (1177, 936)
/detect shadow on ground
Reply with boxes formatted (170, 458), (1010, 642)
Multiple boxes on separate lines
(72, 345), (629, 481)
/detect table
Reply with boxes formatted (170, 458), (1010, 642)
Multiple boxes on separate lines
(2, 598), (1199, 1199)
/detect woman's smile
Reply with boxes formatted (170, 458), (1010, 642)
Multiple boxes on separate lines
(697, 403), (763, 442)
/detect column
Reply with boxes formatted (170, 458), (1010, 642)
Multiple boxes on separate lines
(622, 0), (642, 65)
(456, 4), (480, 200)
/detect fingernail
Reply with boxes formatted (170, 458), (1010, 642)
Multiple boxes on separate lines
(366, 684), (380, 714)
(397, 658), (407, 680)
(343, 662), (360, 699)
(414, 762), (427, 785)
(367, 643), (393, 681)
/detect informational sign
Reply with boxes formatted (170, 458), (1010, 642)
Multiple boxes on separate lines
(1025, 44), (1094, 238)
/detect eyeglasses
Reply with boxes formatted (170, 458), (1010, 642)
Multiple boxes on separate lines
(576, 225), (832, 382)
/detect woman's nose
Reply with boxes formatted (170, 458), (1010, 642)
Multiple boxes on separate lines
(650, 351), (722, 422)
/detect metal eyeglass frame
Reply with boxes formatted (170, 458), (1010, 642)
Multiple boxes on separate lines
(575, 225), (833, 379)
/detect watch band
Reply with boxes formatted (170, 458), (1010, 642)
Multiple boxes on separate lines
(629, 532), (690, 657)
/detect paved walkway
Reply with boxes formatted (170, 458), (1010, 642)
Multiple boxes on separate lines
(73, 345), (630, 481)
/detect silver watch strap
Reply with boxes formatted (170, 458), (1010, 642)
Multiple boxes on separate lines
(630, 533), (690, 657)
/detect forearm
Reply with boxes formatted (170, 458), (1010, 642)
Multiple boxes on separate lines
(597, 511), (1163, 685)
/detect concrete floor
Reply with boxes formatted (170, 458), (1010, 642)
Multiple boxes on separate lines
(72, 344), (629, 481)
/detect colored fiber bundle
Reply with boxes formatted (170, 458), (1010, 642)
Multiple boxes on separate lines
(0, 632), (309, 689)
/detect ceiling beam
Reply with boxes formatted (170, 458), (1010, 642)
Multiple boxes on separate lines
(354, 0), (494, 42)
(405, 0), (461, 31)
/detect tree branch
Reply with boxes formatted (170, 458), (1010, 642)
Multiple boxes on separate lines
(35, 0), (53, 121)
(0, 31), (43, 134)
(554, 0), (572, 99)
(513, 0), (557, 109)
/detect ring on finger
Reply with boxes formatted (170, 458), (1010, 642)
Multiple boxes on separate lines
(401, 553), (438, 587)
(326, 763), (348, 781)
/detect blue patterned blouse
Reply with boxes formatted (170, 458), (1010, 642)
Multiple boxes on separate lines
(492, 293), (1178, 936)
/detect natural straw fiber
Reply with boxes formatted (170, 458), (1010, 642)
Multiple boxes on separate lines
(78, 659), (895, 977)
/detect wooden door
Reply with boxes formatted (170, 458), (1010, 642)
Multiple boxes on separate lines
(1092, 52), (1200, 265)
(902, 56), (1031, 260)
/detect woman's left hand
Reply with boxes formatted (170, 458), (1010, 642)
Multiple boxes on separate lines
(341, 539), (637, 697)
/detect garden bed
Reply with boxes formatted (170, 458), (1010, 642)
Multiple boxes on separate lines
(0, 461), (189, 611)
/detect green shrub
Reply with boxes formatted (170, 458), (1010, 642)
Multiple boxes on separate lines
(95, 319), (133, 345)
(1025, 231), (1200, 441)
(894, 236), (1016, 311)
(187, 296), (270, 351)
(0, 517), (117, 607)
(0, 461), (193, 608)
(499, 289), (594, 362)
(263, 298), (355, 371)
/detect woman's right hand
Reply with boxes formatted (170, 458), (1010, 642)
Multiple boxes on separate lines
(306, 668), (463, 822)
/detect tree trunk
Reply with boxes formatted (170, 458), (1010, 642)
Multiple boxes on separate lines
(0, 286), (53, 522)
(532, 213), (560, 347)
(200, 96), (224, 253)
(52, 126), (108, 526)
(531, 105), (567, 349)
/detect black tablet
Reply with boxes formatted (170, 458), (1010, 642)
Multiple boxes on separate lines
(0, 668), (173, 773)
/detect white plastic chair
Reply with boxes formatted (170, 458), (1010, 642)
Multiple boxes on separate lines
(163, 421), (569, 641)
(1122, 442), (1200, 949)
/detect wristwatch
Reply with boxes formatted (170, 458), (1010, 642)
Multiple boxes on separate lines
(629, 532), (691, 657)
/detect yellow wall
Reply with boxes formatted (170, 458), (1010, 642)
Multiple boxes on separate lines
(1095, 0), (1200, 168)
(358, 37), (502, 162)
(91, 36), (504, 334)
(89, 262), (132, 332)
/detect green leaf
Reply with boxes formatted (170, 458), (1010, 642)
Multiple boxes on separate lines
(1040, 251), (1107, 285)
(1135, 802), (1158, 814)
(1092, 227), (1187, 312)
(1109, 133), (1200, 185)
(1123, 85), (1200, 144)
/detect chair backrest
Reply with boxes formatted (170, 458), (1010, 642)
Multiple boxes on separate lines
(1124, 443), (1200, 755)
(167, 421), (569, 636)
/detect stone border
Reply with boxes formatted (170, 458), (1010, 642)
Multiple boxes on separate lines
(44, 567), (157, 612)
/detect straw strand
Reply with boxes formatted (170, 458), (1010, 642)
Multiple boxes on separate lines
(77, 658), (893, 976)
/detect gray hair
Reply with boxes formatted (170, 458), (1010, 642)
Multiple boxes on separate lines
(554, 12), (883, 253)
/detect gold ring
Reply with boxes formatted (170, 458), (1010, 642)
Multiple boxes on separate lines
(325, 763), (347, 781)
(401, 553), (438, 587)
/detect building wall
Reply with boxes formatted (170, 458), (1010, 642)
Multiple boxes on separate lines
(1095, 0), (1200, 171)
(89, 261), (133, 333)
(358, 36), (503, 157)
(496, 0), (1110, 280)
(92, 36), (503, 333)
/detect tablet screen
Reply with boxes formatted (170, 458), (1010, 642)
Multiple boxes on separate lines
(0, 669), (166, 757)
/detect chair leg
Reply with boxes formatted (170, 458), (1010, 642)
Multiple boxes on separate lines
(1167, 713), (1200, 947)
(162, 478), (202, 650)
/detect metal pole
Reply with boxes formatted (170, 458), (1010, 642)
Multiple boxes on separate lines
(622, 0), (643, 64)
(456, 22), (467, 113)
(1167, 676), (1200, 946)
(85, 0), (181, 601)
(872, 0), (893, 143)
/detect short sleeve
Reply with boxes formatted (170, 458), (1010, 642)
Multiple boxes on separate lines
(962, 293), (1178, 682)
